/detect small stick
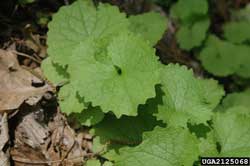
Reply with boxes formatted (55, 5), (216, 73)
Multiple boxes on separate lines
(21, 65), (57, 93)
(11, 50), (41, 64)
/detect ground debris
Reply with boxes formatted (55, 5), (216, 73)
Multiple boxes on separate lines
(10, 106), (88, 166)
(0, 113), (10, 166)
(0, 48), (90, 165)
(0, 49), (51, 112)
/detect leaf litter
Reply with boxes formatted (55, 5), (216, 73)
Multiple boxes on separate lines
(0, 49), (50, 111)
(0, 44), (95, 165)
(1, 0), (250, 165)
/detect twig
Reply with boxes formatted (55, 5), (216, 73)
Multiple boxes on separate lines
(61, 141), (76, 164)
(21, 65), (57, 93)
(60, 126), (76, 163)
(11, 50), (41, 64)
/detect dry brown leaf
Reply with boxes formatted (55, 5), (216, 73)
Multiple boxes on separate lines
(0, 49), (51, 112)
(11, 107), (86, 166)
(0, 113), (10, 166)
(11, 145), (48, 166)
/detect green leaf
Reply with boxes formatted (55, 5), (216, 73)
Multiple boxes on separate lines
(171, 0), (208, 22)
(195, 106), (250, 157)
(103, 161), (114, 166)
(69, 105), (104, 126)
(213, 106), (250, 156)
(220, 89), (250, 111)
(199, 79), (225, 110)
(47, 0), (129, 66)
(176, 18), (209, 50)
(90, 102), (164, 161)
(199, 131), (218, 157)
(86, 159), (101, 166)
(92, 136), (106, 154)
(68, 33), (160, 117)
(199, 35), (236, 76)
(224, 21), (250, 44)
(90, 92), (164, 158)
(155, 64), (224, 127)
(199, 35), (250, 77)
(45, 0), (166, 117)
(170, 0), (209, 50)
(58, 83), (86, 114)
(114, 127), (199, 166)
(129, 12), (167, 46)
(41, 57), (68, 85)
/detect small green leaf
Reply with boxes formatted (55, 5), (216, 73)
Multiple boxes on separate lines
(176, 18), (210, 50)
(170, 0), (209, 50)
(224, 21), (250, 44)
(199, 35), (250, 77)
(129, 12), (167, 46)
(103, 161), (114, 166)
(86, 159), (101, 166)
(171, 0), (208, 22)
(220, 89), (250, 111)
(155, 64), (224, 127)
(92, 136), (106, 154)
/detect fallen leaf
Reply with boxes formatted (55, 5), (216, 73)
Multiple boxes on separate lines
(0, 113), (10, 166)
(11, 107), (86, 166)
(0, 49), (51, 112)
